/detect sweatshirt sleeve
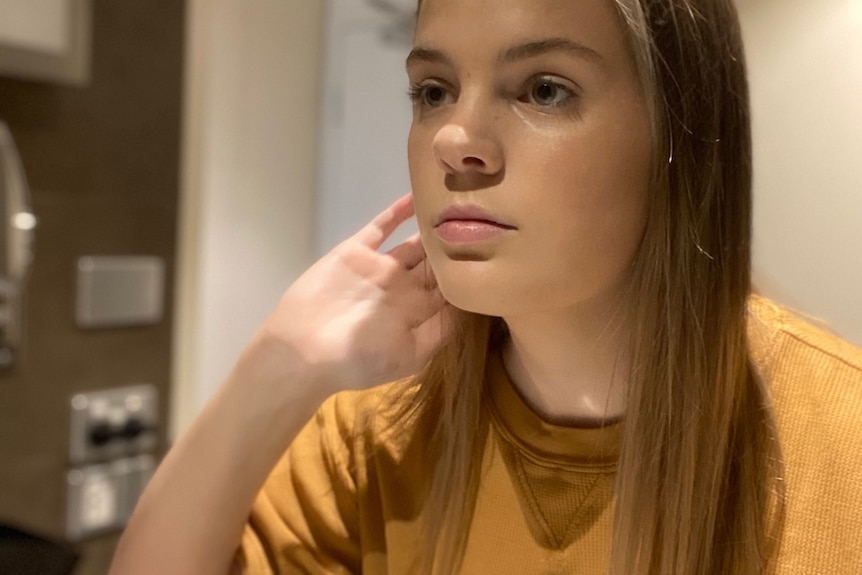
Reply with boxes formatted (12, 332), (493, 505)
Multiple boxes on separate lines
(235, 393), (362, 575)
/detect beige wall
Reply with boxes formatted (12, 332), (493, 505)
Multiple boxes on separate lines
(739, 0), (862, 344)
(172, 0), (324, 437)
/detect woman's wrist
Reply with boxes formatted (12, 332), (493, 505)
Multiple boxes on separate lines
(225, 328), (336, 433)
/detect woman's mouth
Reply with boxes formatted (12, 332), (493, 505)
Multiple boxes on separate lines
(434, 205), (516, 244)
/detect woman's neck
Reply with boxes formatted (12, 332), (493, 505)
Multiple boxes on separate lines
(500, 297), (629, 427)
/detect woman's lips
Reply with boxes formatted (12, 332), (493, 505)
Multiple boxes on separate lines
(433, 204), (516, 244)
(435, 219), (514, 244)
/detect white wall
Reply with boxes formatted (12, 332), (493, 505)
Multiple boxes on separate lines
(171, 0), (324, 438)
(315, 0), (416, 256)
(740, 0), (862, 344)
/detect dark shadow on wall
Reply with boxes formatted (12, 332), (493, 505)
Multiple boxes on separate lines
(0, 1), (185, 573)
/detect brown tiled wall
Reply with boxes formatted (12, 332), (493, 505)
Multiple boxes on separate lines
(0, 1), (184, 573)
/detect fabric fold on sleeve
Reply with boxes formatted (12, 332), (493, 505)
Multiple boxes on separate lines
(236, 393), (363, 574)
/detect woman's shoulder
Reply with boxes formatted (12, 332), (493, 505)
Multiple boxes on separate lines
(747, 294), (862, 451)
(747, 299), (862, 568)
(311, 376), (427, 461)
(747, 294), (862, 380)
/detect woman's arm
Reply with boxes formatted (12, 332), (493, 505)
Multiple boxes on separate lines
(108, 194), (452, 575)
(110, 335), (332, 575)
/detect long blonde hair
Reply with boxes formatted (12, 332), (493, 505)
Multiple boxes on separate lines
(399, 1), (785, 573)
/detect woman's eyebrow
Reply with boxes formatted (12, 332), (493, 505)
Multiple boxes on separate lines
(499, 38), (603, 64)
(406, 37), (603, 71)
(406, 47), (451, 70)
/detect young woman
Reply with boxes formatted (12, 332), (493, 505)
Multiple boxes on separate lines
(110, 0), (862, 573)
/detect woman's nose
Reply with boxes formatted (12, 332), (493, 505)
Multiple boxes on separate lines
(432, 107), (503, 176)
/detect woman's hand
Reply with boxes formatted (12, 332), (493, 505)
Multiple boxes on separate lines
(109, 194), (454, 575)
(250, 193), (454, 393)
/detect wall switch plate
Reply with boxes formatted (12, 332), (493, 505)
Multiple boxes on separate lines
(69, 384), (158, 464)
(75, 256), (165, 328)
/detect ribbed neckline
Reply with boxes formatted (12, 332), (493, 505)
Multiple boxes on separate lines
(485, 350), (622, 467)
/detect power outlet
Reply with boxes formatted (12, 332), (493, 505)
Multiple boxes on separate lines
(66, 455), (155, 541)
(75, 467), (117, 531)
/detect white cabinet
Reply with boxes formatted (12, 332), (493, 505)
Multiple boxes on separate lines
(0, 0), (91, 85)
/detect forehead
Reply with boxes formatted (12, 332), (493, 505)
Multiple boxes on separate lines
(414, 0), (628, 57)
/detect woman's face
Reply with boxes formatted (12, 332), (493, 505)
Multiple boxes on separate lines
(408, 0), (652, 317)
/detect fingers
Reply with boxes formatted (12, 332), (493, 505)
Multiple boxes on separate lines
(407, 259), (438, 290)
(386, 233), (426, 270)
(351, 194), (414, 250)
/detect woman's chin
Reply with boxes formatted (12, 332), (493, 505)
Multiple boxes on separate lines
(429, 256), (533, 317)
(437, 280), (510, 317)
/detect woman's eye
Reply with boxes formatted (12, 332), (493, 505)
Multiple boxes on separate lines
(524, 78), (574, 107)
(408, 83), (452, 108)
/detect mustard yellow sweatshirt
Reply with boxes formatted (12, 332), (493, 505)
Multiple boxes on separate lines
(237, 296), (862, 573)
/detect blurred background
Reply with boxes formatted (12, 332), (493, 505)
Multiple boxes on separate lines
(0, 0), (859, 573)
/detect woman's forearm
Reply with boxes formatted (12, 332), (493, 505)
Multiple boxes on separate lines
(108, 333), (331, 575)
